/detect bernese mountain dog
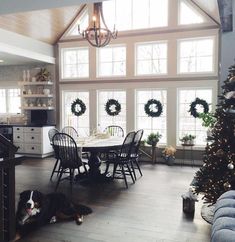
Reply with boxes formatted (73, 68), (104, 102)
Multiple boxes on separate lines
(15, 190), (92, 240)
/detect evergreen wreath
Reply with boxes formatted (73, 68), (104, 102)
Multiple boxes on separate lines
(105, 99), (121, 116)
(144, 99), (163, 117)
(189, 98), (209, 118)
(71, 98), (86, 117)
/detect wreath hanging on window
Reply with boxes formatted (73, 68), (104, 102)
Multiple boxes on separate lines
(189, 98), (209, 118)
(144, 99), (163, 117)
(105, 99), (121, 116)
(71, 98), (86, 117)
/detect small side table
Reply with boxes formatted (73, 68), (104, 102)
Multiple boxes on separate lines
(181, 144), (194, 167)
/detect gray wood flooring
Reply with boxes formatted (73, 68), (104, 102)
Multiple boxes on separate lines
(15, 157), (211, 242)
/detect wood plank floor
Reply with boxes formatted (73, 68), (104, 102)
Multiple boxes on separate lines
(15, 157), (211, 242)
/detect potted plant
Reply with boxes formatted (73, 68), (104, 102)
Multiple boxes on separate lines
(146, 132), (162, 147)
(198, 112), (216, 138)
(180, 134), (196, 145)
(162, 146), (176, 166)
(146, 132), (162, 163)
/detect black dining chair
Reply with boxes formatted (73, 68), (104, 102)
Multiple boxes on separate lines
(104, 125), (124, 137)
(62, 126), (89, 160)
(104, 131), (136, 188)
(48, 128), (60, 180)
(130, 129), (144, 180)
(61, 126), (79, 140)
(52, 133), (88, 192)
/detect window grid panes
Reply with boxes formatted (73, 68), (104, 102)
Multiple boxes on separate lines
(62, 47), (89, 79)
(103, 0), (168, 31)
(136, 89), (167, 145)
(0, 88), (21, 114)
(97, 90), (126, 133)
(178, 37), (214, 73)
(177, 88), (212, 146)
(8, 89), (21, 114)
(97, 45), (126, 77)
(63, 91), (89, 137)
(136, 42), (167, 75)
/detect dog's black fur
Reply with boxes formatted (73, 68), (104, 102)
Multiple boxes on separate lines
(16, 190), (92, 238)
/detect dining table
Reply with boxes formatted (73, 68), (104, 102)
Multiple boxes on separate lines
(76, 136), (124, 181)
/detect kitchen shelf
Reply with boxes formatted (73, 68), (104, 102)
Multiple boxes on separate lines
(21, 107), (55, 110)
(18, 81), (53, 86)
(21, 94), (53, 98)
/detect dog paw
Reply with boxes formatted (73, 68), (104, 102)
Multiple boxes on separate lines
(76, 215), (84, 225)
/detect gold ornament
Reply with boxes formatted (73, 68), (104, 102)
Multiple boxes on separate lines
(224, 182), (231, 190)
(229, 76), (235, 83)
(216, 149), (224, 157)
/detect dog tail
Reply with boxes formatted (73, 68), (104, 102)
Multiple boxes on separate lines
(75, 204), (92, 215)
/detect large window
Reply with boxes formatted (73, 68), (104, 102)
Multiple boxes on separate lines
(0, 88), (21, 114)
(62, 91), (89, 136)
(61, 47), (89, 79)
(136, 41), (167, 75)
(97, 45), (126, 77)
(177, 88), (212, 146)
(136, 89), (167, 144)
(178, 37), (214, 73)
(179, 0), (204, 25)
(97, 90), (126, 133)
(103, 0), (168, 31)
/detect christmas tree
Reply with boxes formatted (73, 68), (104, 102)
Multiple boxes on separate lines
(193, 64), (235, 204)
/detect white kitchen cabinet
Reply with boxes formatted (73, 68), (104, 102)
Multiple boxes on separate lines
(13, 126), (54, 158)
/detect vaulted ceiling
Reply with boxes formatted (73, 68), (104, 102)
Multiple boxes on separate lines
(0, 0), (221, 66)
(0, 5), (82, 45)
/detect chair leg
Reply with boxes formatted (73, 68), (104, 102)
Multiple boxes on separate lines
(50, 158), (59, 181)
(135, 160), (143, 177)
(69, 169), (74, 193)
(55, 168), (63, 191)
(126, 163), (135, 184)
(121, 164), (128, 188)
(113, 163), (118, 179)
(130, 160), (137, 180)
(104, 162), (110, 174)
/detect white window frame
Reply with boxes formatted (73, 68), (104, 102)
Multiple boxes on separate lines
(176, 87), (213, 147)
(103, 0), (169, 32)
(0, 88), (21, 115)
(96, 44), (127, 78)
(97, 89), (127, 133)
(177, 36), (215, 75)
(135, 88), (167, 145)
(61, 90), (90, 136)
(61, 47), (89, 79)
(135, 40), (168, 76)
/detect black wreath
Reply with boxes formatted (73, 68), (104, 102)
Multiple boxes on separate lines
(71, 98), (86, 116)
(189, 98), (209, 118)
(105, 99), (121, 116)
(144, 99), (163, 117)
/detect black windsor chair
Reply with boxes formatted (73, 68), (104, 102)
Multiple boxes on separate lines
(130, 129), (144, 180)
(52, 133), (88, 192)
(48, 128), (60, 180)
(104, 125), (124, 137)
(104, 131), (136, 188)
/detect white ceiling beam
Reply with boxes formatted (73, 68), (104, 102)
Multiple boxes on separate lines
(0, 28), (55, 64)
(0, 0), (107, 15)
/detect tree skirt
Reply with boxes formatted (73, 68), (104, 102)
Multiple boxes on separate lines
(201, 204), (215, 224)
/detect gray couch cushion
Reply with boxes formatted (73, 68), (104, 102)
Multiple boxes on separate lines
(211, 190), (235, 242)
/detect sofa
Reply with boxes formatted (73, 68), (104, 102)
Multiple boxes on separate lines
(211, 190), (235, 242)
